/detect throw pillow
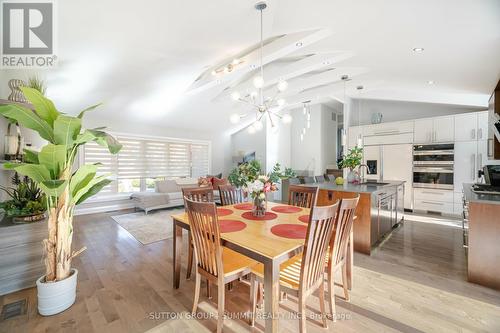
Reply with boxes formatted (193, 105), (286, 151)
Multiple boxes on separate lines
(198, 177), (211, 187)
(207, 173), (222, 179)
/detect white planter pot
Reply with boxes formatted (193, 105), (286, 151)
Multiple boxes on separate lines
(36, 268), (78, 316)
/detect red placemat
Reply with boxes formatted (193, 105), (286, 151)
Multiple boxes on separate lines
(217, 208), (233, 216)
(233, 203), (253, 210)
(219, 220), (247, 233)
(271, 205), (302, 214)
(271, 224), (307, 239)
(241, 211), (278, 221)
(298, 215), (310, 223)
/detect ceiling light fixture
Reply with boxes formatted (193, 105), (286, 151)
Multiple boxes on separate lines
(228, 1), (291, 131)
(212, 59), (245, 76)
(356, 85), (364, 148)
(295, 42), (303, 47)
(427, 80), (435, 85)
(412, 47), (424, 52)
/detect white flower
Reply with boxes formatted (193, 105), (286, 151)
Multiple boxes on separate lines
(245, 179), (264, 194)
(258, 175), (268, 182)
(259, 192), (266, 199)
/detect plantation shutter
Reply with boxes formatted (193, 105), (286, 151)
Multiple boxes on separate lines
(81, 135), (211, 195)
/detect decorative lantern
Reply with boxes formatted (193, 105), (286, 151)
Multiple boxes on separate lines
(4, 122), (24, 161)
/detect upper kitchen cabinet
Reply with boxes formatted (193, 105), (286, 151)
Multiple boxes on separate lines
(454, 111), (489, 142)
(414, 116), (454, 143)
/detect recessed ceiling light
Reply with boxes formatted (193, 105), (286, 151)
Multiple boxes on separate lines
(295, 42), (303, 47)
(250, 64), (257, 69)
(215, 79), (221, 84)
(323, 60), (330, 65)
(427, 80), (435, 85)
(412, 47), (424, 52)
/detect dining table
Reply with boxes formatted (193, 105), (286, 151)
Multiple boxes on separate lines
(171, 201), (353, 333)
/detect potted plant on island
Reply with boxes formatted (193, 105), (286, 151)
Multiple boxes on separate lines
(339, 146), (363, 183)
(228, 160), (295, 216)
(0, 87), (122, 316)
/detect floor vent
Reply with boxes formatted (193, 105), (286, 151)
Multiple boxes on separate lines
(1, 299), (27, 321)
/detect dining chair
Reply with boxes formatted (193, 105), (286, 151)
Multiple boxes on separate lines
(288, 177), (301, 185)
(218, 184), (244, 206)
(302, 176), (316, 184)
(288, 185), (319, 209)
(182, 186), (215, 280)
(315, 175), (326, 183)
(323, 174), (331, 182)
(326, 196), (359, 321)
(185, 199), (257, 333)
(249, 201), (340, 333)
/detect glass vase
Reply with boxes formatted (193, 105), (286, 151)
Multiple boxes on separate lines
(252, 194), (267, 217)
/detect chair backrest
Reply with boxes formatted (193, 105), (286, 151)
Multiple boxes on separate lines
(330, 196), (359, 267)
(288, 185), (318, 209)
(185, 198), (223, 278)
(288, 178), (301, 185)
(302, 176), (316, 184)
(323, 174), (331, 182)
(182, 186), (214, 203)
(315, 175), (325, 183)
(299, 202), (339, 291)
(218, 184), (244, 206)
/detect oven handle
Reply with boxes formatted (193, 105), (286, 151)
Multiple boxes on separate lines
(413, 150), (454, 155)
(413, 167), (454, 173)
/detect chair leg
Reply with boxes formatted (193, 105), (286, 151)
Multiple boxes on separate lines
(249, 275), (257, 327)
(298, 295), (307, 333)
(227, 281), (233, 291)
(207, 279), (212, 299)
(217, 284), (225, 333)
(192, 273), (201, 313)
(257, 282), (263, 309)
(318, 282), (328, 329)
(186, 235), (193, 279)
(342, 263), (350, 302)
(327, 267), (336, 321)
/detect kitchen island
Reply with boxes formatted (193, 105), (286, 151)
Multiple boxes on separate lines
(300, 180), (405, 255)
(463, 184), (500, 290)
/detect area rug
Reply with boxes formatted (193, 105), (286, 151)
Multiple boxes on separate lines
(111, 208), (184, 245)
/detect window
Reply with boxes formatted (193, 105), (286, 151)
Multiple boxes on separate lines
(82, 135), (211, 196)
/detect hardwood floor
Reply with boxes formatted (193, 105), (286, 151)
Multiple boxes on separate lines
(1, 210), (499, 333)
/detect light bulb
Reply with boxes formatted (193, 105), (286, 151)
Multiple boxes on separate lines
(300, 133), (304, 141)
(357, 135), (363, 147)
(211, 70), (217, 76)
(248, 125), (256, 134)
(277, 80), (288, 92)
(250, 91), (258, 98)
(232, 58), (239, 65)
(254, 120), (264, 131)
(307, 120), (311, 129)
(303, 105), (307, 115)
(277, 99), (285, 107)
(302, 128), (306, 135)
(231, 91), (241, 101)
(253, 76), (264, 89)
(282, 114), (292, 124)
(230, 114), (241, 124)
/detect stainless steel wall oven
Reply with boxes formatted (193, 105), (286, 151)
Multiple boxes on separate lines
(413, 144), (454, 190)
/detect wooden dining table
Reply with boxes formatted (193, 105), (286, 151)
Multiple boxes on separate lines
(171, 201), (353, 333)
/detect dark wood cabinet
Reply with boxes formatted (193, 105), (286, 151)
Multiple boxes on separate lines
(488, 80), (500, 160)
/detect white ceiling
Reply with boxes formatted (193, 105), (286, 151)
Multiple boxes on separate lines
(3, 0), (499, 133)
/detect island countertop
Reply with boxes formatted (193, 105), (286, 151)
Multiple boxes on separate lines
(298, 180), (405, 194)
(463, 183), (500, 205)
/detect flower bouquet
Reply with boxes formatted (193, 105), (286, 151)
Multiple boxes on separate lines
(243, 176), (278, 217)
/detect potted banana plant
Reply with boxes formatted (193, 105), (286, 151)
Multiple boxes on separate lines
(0, 87), (122, 316)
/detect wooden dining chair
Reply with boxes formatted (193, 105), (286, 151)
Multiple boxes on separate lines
(302, 176), (316, 184)
(182, 186), (214, 280)
(315, 175), (326, 183)
(218, 184), (244, 206)
(249, 201), (339, 333)
(185, 199), (257, 333)
(288, 185), (319, 209)
(326, 196), (359, 321)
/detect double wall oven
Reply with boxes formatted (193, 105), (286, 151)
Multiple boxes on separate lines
(413, 144), (454, 190)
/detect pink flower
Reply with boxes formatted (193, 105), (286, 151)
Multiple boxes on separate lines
(263, 182), (271, 193)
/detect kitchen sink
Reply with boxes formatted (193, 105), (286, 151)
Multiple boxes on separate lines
(360, 181), (389, 186)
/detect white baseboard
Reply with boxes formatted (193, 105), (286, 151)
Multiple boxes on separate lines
(75, 202), (136, 215)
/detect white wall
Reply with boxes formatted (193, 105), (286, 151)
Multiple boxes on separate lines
(321, 104), (339, 170)
(230, 124), (267, 169)
(349, 99), (487, 126)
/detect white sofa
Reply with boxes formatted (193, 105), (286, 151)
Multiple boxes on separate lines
(130, 178), (221, 214)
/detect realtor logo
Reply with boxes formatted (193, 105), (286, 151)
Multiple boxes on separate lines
(1, 0), (57, 68)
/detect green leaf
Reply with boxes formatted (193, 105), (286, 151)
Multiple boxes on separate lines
(20, 87), (59, 127)
(69, 164), (98, 198)
(39, 180), (67, 197)
(38, 144), (67, 178)
(75, 179), (112, 205)
(3, 162), (24, 170)
(72, 174), (111, 205)
(8, 164), (50, 183)
(53, 115), (82, 146)
(75, 129), (122, 154)
(77, 103), (102, 119)
(0, 104), (54, 142)
(23, 149), (39, 164)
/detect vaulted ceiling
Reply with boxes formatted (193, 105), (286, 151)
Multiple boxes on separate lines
(4, 0), (499, 133)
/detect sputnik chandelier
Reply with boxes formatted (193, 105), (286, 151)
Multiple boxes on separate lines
(229, 1), (292, 132)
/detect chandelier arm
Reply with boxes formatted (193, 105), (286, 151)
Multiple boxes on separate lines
(267, 110), (276, 127)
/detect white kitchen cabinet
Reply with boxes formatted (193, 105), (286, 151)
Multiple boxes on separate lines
(477, 140), (488, 181)
(414, 119), (433, 143)
(454, 141), (477, 193)
(454, 113), (478, 141)
(383, 144), (413, 209)
(434, 116), (455, 142)
(477, 111), (489, 141)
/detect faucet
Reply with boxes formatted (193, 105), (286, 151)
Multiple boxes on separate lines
(358, 164), (371, 182)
